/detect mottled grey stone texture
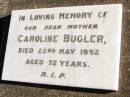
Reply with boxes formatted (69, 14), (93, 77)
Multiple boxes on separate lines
(0, 0), (130, 97)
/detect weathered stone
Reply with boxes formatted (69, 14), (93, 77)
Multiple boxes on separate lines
(0, 0), (130, 97)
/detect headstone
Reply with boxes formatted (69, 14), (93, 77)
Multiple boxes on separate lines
(1, 4), (122, 91)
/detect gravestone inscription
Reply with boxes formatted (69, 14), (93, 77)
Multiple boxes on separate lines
(1, 4), (122, 90)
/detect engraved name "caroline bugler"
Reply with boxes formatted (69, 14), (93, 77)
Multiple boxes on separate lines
(18, 34), (105, 44)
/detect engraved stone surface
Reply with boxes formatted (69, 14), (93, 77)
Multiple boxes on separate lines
(2, 4), (122, 91)
(0, 0), (130, 97)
